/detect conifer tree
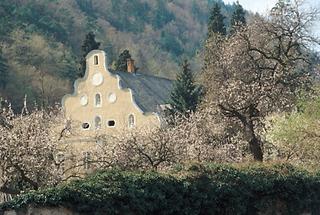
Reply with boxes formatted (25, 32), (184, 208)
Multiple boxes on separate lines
(114, 50), (138, 72)
(0, 52), (9, 90)
(208, 3), (226, 36)
(114, 50), (131, 72)
(79, 32), (100, 77)
(169, 60), (202, 117)
(230, 1), (246, 33)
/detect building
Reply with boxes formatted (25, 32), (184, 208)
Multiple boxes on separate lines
(62, 50), (173, 141)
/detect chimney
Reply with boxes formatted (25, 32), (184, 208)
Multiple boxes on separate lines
(127, 58), (135, 73)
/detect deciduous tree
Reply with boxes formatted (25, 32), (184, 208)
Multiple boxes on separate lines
(202, 0), (319, 161)
(266, 93), (320, 165)
(0, 104), (74, 198)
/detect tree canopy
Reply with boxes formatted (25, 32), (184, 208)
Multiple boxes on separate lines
(230, 1), (246, 33)
(114, 50), (132, 72)
(202, 0), (319, 161)
(169, 60), (202, 117)
(208, 3), (226, 36)
(0, 52), (9, 90)
(79, 32), (101, 78)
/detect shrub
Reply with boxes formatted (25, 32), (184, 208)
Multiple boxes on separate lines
(1, 163), (320, 215)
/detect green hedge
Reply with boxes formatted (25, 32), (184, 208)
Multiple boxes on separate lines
(1, 163), (320, 215)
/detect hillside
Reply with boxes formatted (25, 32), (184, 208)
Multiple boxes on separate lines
(0, 0), (236, 109)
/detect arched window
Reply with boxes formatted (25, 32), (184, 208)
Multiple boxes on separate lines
(94, 55), (99, 65)
(95, 116), (101, 129)
(128, 114), (135, 128)
(95, 93), (102, 107)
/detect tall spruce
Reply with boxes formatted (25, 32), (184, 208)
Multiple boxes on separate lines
(0, 51), (9, 90)
(208, 3), (226, 36)
(169, 60), (202, 117)
(230, 1), (246, 33)
(79, 32), (100, 78)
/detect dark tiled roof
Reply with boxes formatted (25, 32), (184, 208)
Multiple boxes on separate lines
(112, 70), (173, 113)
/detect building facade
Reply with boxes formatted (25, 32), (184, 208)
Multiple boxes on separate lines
(62, 50), (173, 138)
(60, 50), (173, 170)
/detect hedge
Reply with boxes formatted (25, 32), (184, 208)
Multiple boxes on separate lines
(1, 163), (320, 215)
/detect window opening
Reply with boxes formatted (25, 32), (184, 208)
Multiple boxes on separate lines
(94, 55), (99, 65)
(95, 116), (102, 129)
(82, 123), (90, 130)
(108, 120), (116, 127)
(95, 93), (102, 107)
(128, 114), (135, 128)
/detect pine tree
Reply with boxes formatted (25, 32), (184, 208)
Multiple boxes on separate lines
(230, 1), (246, 33)
(79, 32), (101, 77)
(208, 3), (226, 36)
(114, 50), (131, 71)
(114, 50), (138, 72)
(0, 52), (9, 90)
(169, 60), (202, 117)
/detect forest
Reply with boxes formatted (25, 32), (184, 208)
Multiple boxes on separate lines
(0, 0), (237, 110)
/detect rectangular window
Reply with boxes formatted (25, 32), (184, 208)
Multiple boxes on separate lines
(95, 116), (102, 129)
(95, 93), (102, 107)
(107, 120), (116, 127)
(128, 114), (135, 128)
(94, 55), (99, 65)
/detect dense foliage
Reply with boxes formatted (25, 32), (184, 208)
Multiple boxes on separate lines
(266, 93), (320, 165)
(0, 0), (237, 110)
(0, 52), (9, 90)
(207, 3), (226, 36)
(114, 50), (136, 72)
(168, 60), (202, 117)
(1, 163), (320, 215)
(230, 1), (246, 33)
(79, 32), (101, 78)
(202, 0), (319, 161)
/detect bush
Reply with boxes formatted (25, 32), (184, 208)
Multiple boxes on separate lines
(1, 163), (320, 215)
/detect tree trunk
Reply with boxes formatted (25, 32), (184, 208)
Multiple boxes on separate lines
(244, 121), (263, 161)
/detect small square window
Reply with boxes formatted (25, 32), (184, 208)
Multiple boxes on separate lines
(107, 120), (116, 127)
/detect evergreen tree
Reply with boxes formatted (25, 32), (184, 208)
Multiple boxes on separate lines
(115, 50), (131, 71)
(169, 60), (202, 117)
(114, 50), (138, 72)
(79, 32), (100, 77)
(230, 1), (246, 33)
(208, 3), (226, 36)
(0, 52), (9, 90)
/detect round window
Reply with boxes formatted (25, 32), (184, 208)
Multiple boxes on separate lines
(82, 123), (90, 130)
(108, 92), (117, 103)
(92, 73), (104, 86)
(80, 95), (88, 106)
